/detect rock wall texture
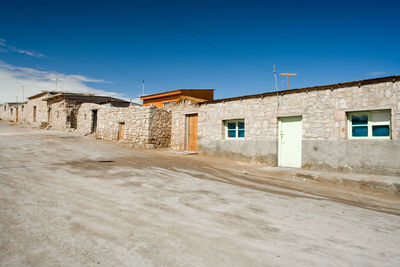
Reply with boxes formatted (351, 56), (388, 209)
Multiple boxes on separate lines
(0, 104), (24, 122)
(171, 80), (400, 175)
(47, 100), (70, 130)
(96, 105), (171, 149)
(24, 95), (51, 126)
(76, 103), (102, 135)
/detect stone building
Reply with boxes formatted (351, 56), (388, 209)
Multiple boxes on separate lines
(171, 76), (400, 175)
(44, 93), (129, 131)
(0, 102), (26, 122)
(24, 91), (59, 126)
(96, 104), (171, 149)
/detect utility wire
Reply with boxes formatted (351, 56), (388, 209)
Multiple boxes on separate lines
(173, 24), (270, 72)
(6, 0), (142, 84)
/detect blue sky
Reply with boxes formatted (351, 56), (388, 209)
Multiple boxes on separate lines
(0, 0), (399, 103)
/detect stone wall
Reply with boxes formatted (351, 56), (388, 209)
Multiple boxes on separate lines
(0, 104), (27, 123)
(24, 95), (51, 126)
(171, 80), (400, 175)
(96, 105), (171, 148)
(47, 100), (71, 131)
(76, 103), (102, 135)
(148, 107), (171, 148)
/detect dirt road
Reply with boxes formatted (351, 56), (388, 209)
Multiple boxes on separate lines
(1, 121), (399, 266)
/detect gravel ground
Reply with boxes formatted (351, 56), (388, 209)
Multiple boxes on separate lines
(1, 121), (399, 266)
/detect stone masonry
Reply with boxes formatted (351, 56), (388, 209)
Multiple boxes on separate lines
(96, 104), (171, 149)
(76, 103), (102, 135)
(171, 77), (400, 175)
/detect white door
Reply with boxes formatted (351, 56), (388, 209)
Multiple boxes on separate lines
(278, 116), (302, 168)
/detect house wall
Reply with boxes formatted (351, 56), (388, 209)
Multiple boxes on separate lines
(24, 95), (51, 126)
(171, 80), (400, 175)
(47, 100), (70, 130)
(76, 103), (102, 135)
(96, 105), (171, 148)
(0, 104), (14, 121)
(0, 104), (27, 123)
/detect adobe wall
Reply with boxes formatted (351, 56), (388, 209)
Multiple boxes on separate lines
(171, 80), (400, 175)
(96, 105), (171, 148)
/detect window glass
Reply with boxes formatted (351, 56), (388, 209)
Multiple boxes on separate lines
(228, 130), (236, 138)
(372, 125), (389, 136)
(372, 112), (390, 123)
(348, 110), (391, 139)
(225, 120), (245, 139)
(352, 126), (368, 137)
(227, 122), (236, 130)
(352, 114), (368, 125)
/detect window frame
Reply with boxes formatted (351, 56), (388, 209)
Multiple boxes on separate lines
(347, 110), (391, 140)
(224, 119), (245, 139)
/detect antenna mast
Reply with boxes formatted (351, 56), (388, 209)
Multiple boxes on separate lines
(273, 65), (278, 91)
(142, 80), (145, 96)
(279, 73), (297, 90)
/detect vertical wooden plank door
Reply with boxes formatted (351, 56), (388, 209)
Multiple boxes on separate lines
(33, 106), (37, 122)
(47, 108), (52, 124)
(118, 122), (125, 141)
(91, 110), (98, 133)
(186, 114), (198, 151)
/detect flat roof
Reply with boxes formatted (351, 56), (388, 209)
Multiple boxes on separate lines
(27, 91), (60, 100)
(43, 93), (128, 103)
(140, 89), (214, 100)
(201, 75), (400, 105)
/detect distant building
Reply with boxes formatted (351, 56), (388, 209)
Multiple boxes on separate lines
(0, 102), (26, 122)
(43, 92), (129, 131)
(25, 91), (60, 126)
(140, 89), (214, 109)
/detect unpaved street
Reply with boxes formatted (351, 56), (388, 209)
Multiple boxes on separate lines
(1, 121), (400, 266)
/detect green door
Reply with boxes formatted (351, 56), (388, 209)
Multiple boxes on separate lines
(278, 116), (302, 168)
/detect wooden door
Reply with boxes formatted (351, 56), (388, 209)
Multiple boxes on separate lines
(278, 116), (302, 168)
(16, 107), (19, 122)
(47, 108), (51, 124)
(33, 106), (37, 122)
(70, 110), (77, 129)
(118, 122), (125, 141)
(91, 110), (98, 133)
(186, 114), (198, 151)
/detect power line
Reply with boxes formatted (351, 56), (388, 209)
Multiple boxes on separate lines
(172, 23), (270, 72)
(6, 0), (142, 84)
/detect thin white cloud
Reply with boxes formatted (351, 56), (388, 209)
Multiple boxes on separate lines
(0, 61), (126, 104)
(369, 71), (386, 77)
(0, 38), (44, 58)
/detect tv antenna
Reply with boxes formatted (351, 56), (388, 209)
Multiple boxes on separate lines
(279, 73), (297, 90)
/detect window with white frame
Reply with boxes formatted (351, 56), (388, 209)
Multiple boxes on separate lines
(224, 119), (245, 139)
(348, 110), (391, 139)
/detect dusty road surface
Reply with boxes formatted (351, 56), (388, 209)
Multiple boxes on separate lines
(1, 121), (400, 266)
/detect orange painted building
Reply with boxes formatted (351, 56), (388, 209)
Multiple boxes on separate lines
(140, 89), (214, 108)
